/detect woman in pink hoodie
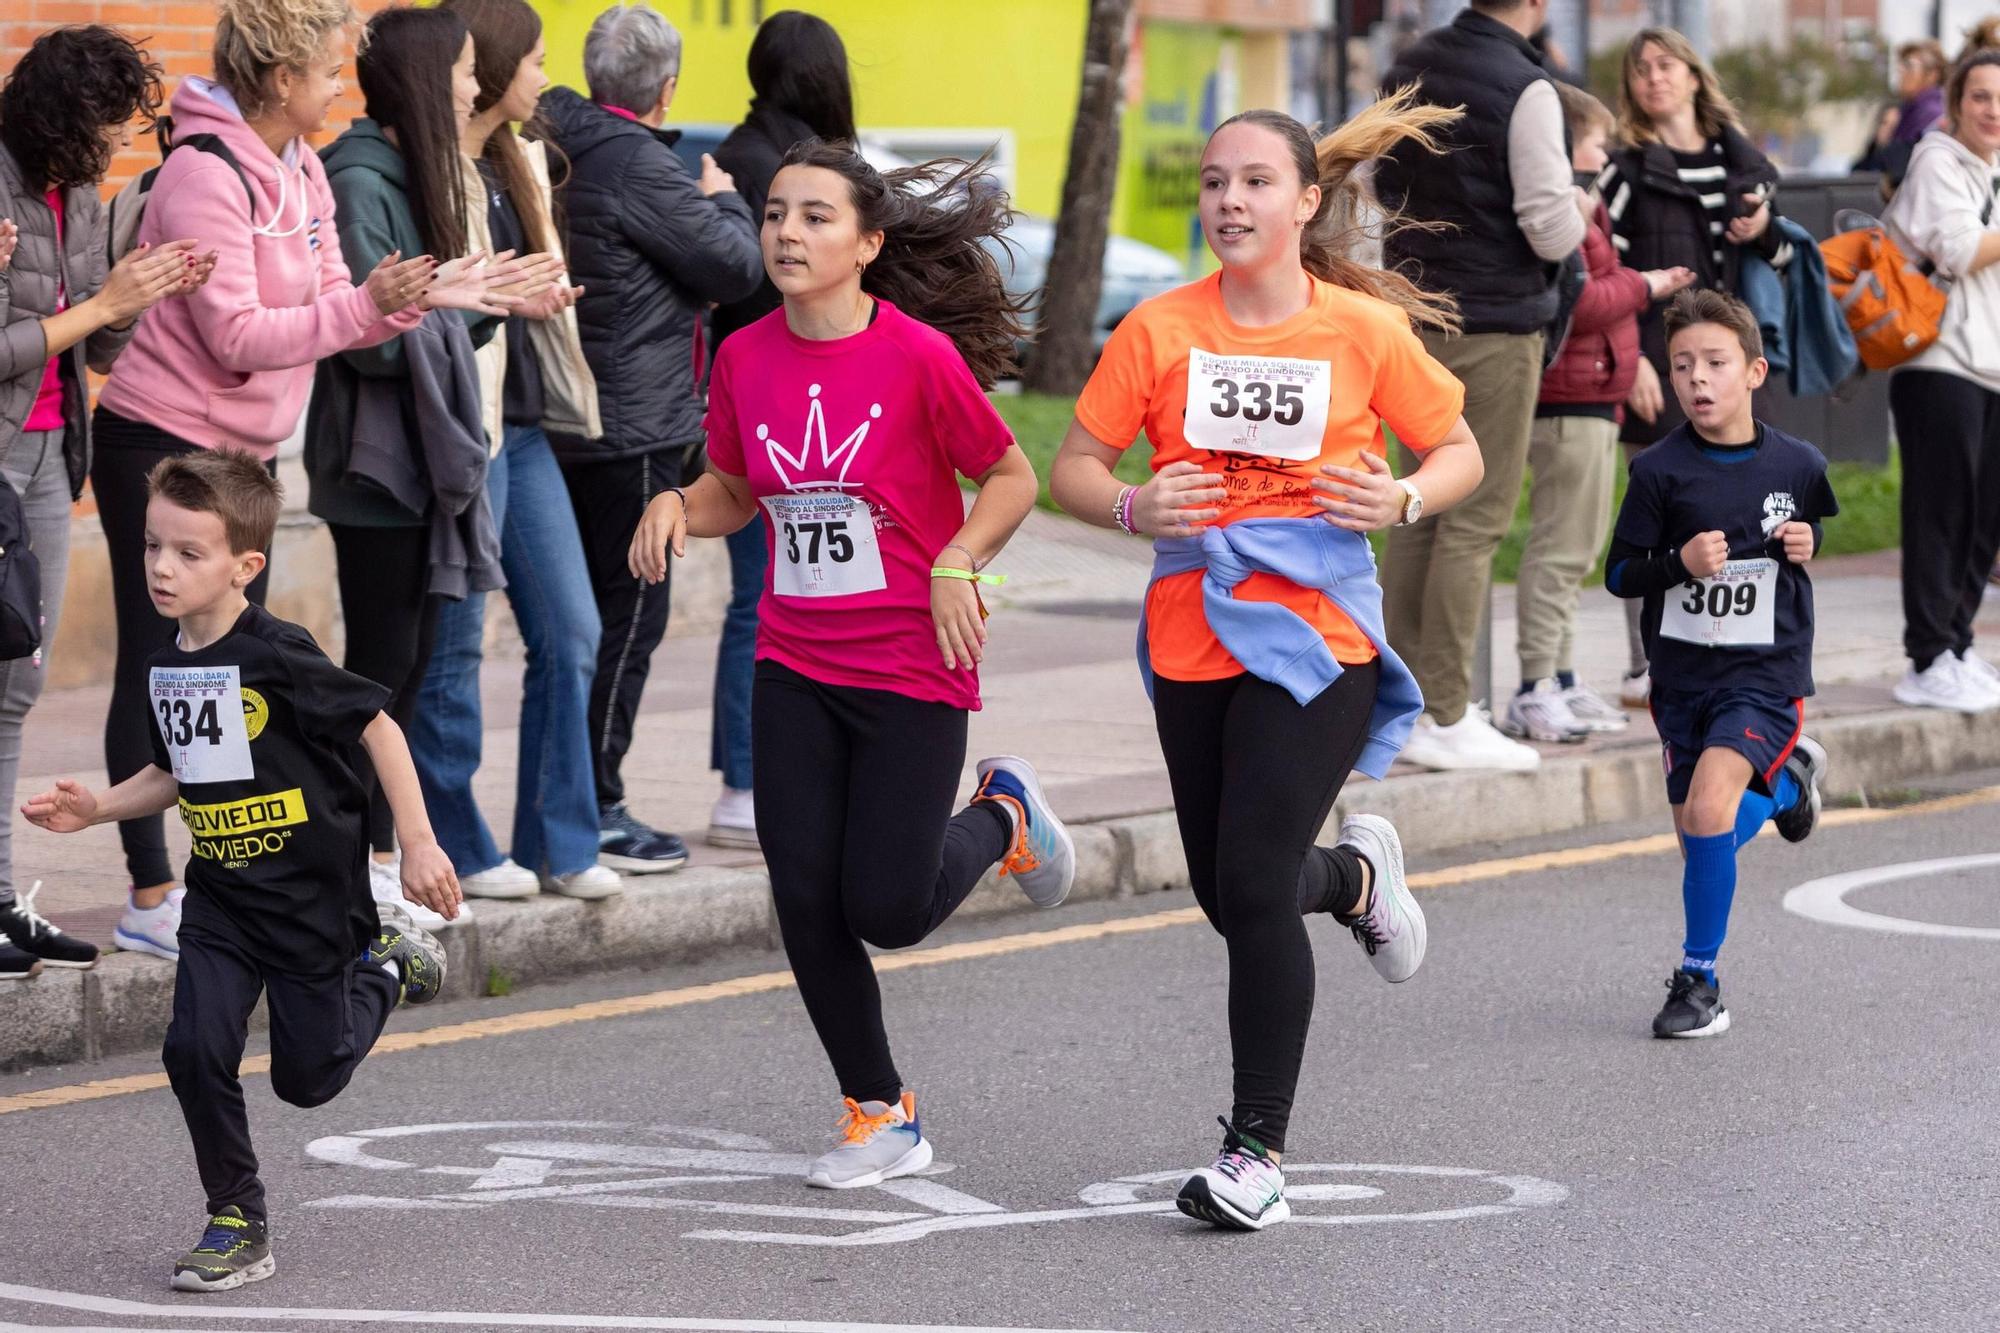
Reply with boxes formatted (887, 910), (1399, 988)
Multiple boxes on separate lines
(92, 0), (507, 958)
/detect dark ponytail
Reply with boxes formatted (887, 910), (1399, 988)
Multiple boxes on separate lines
(780, 139), (1031, 390)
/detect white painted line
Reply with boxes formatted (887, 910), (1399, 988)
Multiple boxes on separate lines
(1783, 854), (2000, 940)
(571, 1195), (926, 1224)
(872, 1177), (1007, 1215)
(0, 1283), (1142, 1333)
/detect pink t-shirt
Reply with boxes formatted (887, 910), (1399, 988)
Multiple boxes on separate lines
(704, 300), (1015, 710)
(23, 189), (66, 433)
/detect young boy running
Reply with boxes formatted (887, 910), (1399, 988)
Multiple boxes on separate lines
(1606, 289), (1835, 1039)
(24, 450), (460, 1291)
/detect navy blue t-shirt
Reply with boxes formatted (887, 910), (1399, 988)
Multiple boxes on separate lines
(1608, 422), (1839, 699)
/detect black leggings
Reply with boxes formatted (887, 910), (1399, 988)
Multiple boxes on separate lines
(92, 410), (272, 889)
(1152, 662), (1378, 1153)
(328, 525), (440, 853)
(753, 660), (1011, 1105)
(1889, 369), (2000, 670)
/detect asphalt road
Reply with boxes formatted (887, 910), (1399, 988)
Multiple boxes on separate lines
(3, 784), (1998, 1332)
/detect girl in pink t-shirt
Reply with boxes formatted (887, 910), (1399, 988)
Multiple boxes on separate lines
(628, 140), (1073, 1190)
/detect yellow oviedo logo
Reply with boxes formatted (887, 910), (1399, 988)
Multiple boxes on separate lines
(241, 687), (269, 741)
(179, 788), (309, 868)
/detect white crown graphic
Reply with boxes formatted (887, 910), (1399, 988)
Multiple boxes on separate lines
(759, 384), (882, 492)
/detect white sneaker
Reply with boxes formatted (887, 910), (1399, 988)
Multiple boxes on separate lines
(1399, 707), (1540, 772)
(1619, 670), (1652, 708)
(1957, 648), (2000, 689)
(1559, 681), (1631, 732)
(113, 887), (183, 961)
(1502, 679), (1589, 743)
(1176, 1121), (1291, 1231)
(706, 786), (759, 850)
(367, 856), (460, 931)
(460, 858), (541, 900)
(1335, 814), (1426, 983)
(541, 864), (623, 900)
(1893, 656), (2000, 714)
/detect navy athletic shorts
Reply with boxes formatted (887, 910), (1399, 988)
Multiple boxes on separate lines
(1650, 687), (1804, 806)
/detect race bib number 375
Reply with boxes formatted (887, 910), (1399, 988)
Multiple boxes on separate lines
(1659, 558), (1778, 648)
(762, 492), (887, 599)
(149, 665), (255, 784)
(1182, 348), (1333, 461)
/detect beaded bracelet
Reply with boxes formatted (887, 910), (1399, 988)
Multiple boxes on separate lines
(1114, 485), (1138, 535)
(939, 541), (982, 572)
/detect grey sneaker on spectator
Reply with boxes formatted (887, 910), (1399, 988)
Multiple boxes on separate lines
(806, 1092), (932, 1190)
(367, 856), (461, 931)
(1559, 681), (1630, 732)
(1503, 679), (1589, 743)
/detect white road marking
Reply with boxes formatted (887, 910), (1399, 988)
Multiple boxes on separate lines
(0, 1285), (1140, 1332)
(1783, 854), (2000, 940)
(872, 1178), (1007, 1214)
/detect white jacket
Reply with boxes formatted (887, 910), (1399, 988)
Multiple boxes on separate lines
(1885, 129), (2000, 392)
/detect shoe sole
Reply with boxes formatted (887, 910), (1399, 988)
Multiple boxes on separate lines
(1892, 684), (1998, 714)
(459, 880), (540, 900)
(1655, 1007), (1731, 1039)
(979, 755), (1076, 908)
(112, 930), (179, 961)
(0, 960), (43, 981)
(596, 853), (687, 875)
(804, 1136), (934, 1191)
(171, 1253), (275, 1292)
(1343, 814), (1427, 984)
(1499, 717), (1590, 744)
(32, 955), (99, 969)
(1777, 737), (1827, 844)
(705, 826), (761, 850)
(1174, 1176), (1291, 1231)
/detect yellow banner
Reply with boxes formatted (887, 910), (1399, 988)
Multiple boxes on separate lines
(178, 788), (309, 837)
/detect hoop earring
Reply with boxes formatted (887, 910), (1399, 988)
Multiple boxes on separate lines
(855, 259), (865, 275)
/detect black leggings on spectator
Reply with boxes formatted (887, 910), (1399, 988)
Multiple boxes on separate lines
(1151, 663), (1378, 1154)
(753, 660), (1012, 1106)
(328, 525), (440, 853)
(92, 410), (271, 889)
(1889, 369), (2000, 670)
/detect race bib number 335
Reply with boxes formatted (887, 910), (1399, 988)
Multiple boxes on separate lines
(1182, 348), (1333, 461)
(149, 664), (255, 784)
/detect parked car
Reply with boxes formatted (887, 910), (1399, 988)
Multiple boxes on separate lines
(665, 124), (1186, 365)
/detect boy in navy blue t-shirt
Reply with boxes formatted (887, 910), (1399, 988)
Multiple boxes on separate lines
(1607, 289), (1838, 1039)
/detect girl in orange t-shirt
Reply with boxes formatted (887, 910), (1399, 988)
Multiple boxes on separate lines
(1051, 94), (1485, 1232)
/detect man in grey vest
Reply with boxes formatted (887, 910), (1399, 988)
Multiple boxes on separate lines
(1374, 0), (1585, 771)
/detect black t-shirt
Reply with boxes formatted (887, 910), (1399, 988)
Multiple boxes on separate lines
(1610, 422), (1840, 699)
(477, 158), (546, 427)
(146, 604), (392, 973)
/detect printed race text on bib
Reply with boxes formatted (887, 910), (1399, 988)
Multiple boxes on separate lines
(763, 492), (887, 599)
(1660, 558), (1778, 648)
(150, 665), (255, 784)
(1182, 348), (1333, 461)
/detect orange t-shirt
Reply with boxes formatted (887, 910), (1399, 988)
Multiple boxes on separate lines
(1075, 272), (1466, 681)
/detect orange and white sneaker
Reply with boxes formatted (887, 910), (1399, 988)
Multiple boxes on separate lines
(805, 1091), (933, 1190)
(972, 756), (1075, 908)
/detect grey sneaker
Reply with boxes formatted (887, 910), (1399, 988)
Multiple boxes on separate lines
(170, 1205), (273, 1292)
(805, 1092), (932, 1190)
(972, 755), (1075, 908)
(1336, 814), (1427, 983)
(1503, 679), (1589, 743)
(1176, 1119), (1290, 1231)
(1559, 681), (1631, 732)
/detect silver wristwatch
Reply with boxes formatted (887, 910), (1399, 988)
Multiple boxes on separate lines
(1395, 479), (1424, 525)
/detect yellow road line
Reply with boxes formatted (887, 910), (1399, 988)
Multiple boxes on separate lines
(6, 786), (1994, 1118)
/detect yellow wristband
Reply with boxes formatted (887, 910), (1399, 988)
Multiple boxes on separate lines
(930, 566), (1006, 586)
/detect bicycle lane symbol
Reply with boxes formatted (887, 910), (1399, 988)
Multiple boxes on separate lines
(302, 1121), (1567, 1247)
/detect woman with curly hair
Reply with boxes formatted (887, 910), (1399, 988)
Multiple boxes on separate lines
(0, 25), (212, 980)
(92, 0), (510, 964)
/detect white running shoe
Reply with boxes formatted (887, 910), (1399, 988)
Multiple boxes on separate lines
(806, 1092), (932, 1190)
(1400, 707), (1540, 772)
(541, 864), (623, 900)
(460, 858), (541, 900)
(1893, 656), (2000, 714)
(706, 786), (759, 850)
(1335, 814), (1427, 983)
(1502, 679), (1589, 743)
(1619, 670), (1652, 708)
(1176, 1119), (1291, 1231)
(1560, 681), (1631, 732)
(1957, 648), (2000, 690)
(367, 856), (460, 931)
(114, 887), (182, 961)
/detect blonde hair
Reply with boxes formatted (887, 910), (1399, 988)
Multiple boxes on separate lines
(1618, 27), (1742, 146)
(1212, 86), (1463, 333)
(213, 0), (360, 117)
(1556, 82), (1615, 145)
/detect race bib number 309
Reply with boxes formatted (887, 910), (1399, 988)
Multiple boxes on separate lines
(1659, 558), (1778, 648)
(762, 492), (887, 599)
(149, 665), (255, 784)
(1182, 348), (1333, 461)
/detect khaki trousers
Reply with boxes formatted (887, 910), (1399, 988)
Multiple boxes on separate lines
(1515, 412), (1621, 683)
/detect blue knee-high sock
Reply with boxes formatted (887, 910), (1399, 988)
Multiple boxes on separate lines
(1733, 769), (1801, 848)
(1680, 831), (1736, 982)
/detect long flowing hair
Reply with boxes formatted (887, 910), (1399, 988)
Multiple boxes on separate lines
(1211, 88), (1462, 333)
(1618, 27), (1743, 145)
(747, 11), (856, 142)
(355, 6), (470, 260)
(0, 25), (163, 190)
(780, 139), (1031, 390)
(445, 0), (563, 256)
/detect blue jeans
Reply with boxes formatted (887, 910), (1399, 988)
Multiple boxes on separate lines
(410, 424), (603, 876)
(709, 522), (765, 791)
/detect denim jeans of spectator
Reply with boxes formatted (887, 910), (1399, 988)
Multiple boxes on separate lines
(409, 424), (603, 877)
(709, 521), (765, 791)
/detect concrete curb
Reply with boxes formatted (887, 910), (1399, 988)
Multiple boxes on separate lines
(7, 703), (1997, 1073)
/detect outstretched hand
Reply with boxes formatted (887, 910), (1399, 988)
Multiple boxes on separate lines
(22, 778), (97, 834)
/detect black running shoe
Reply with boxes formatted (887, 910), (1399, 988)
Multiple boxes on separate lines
(1652, 968), (1730, 1039)
(1774, 736), (1827, 844)
(0, 941), (41, 981)
(361, 915), (447, 1006)
(0, 882), (99, 969)
(170, 1205), (273, 1292)
(598, 803), (689, 875)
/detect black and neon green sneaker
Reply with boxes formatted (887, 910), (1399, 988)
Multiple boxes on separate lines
(170, 1205), (273, 1292)
(361, 912), (447, 1006)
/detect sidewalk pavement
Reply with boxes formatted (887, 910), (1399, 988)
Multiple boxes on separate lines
(8, 510), (1996, 1069)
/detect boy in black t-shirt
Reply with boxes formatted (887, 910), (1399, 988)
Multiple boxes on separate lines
(1606, 290), (1838, 1040)
(24, 451), (461, 1292)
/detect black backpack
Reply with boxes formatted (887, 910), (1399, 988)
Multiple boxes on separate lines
(0, 469), (41, 661)
(107, 115), (254, 262)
